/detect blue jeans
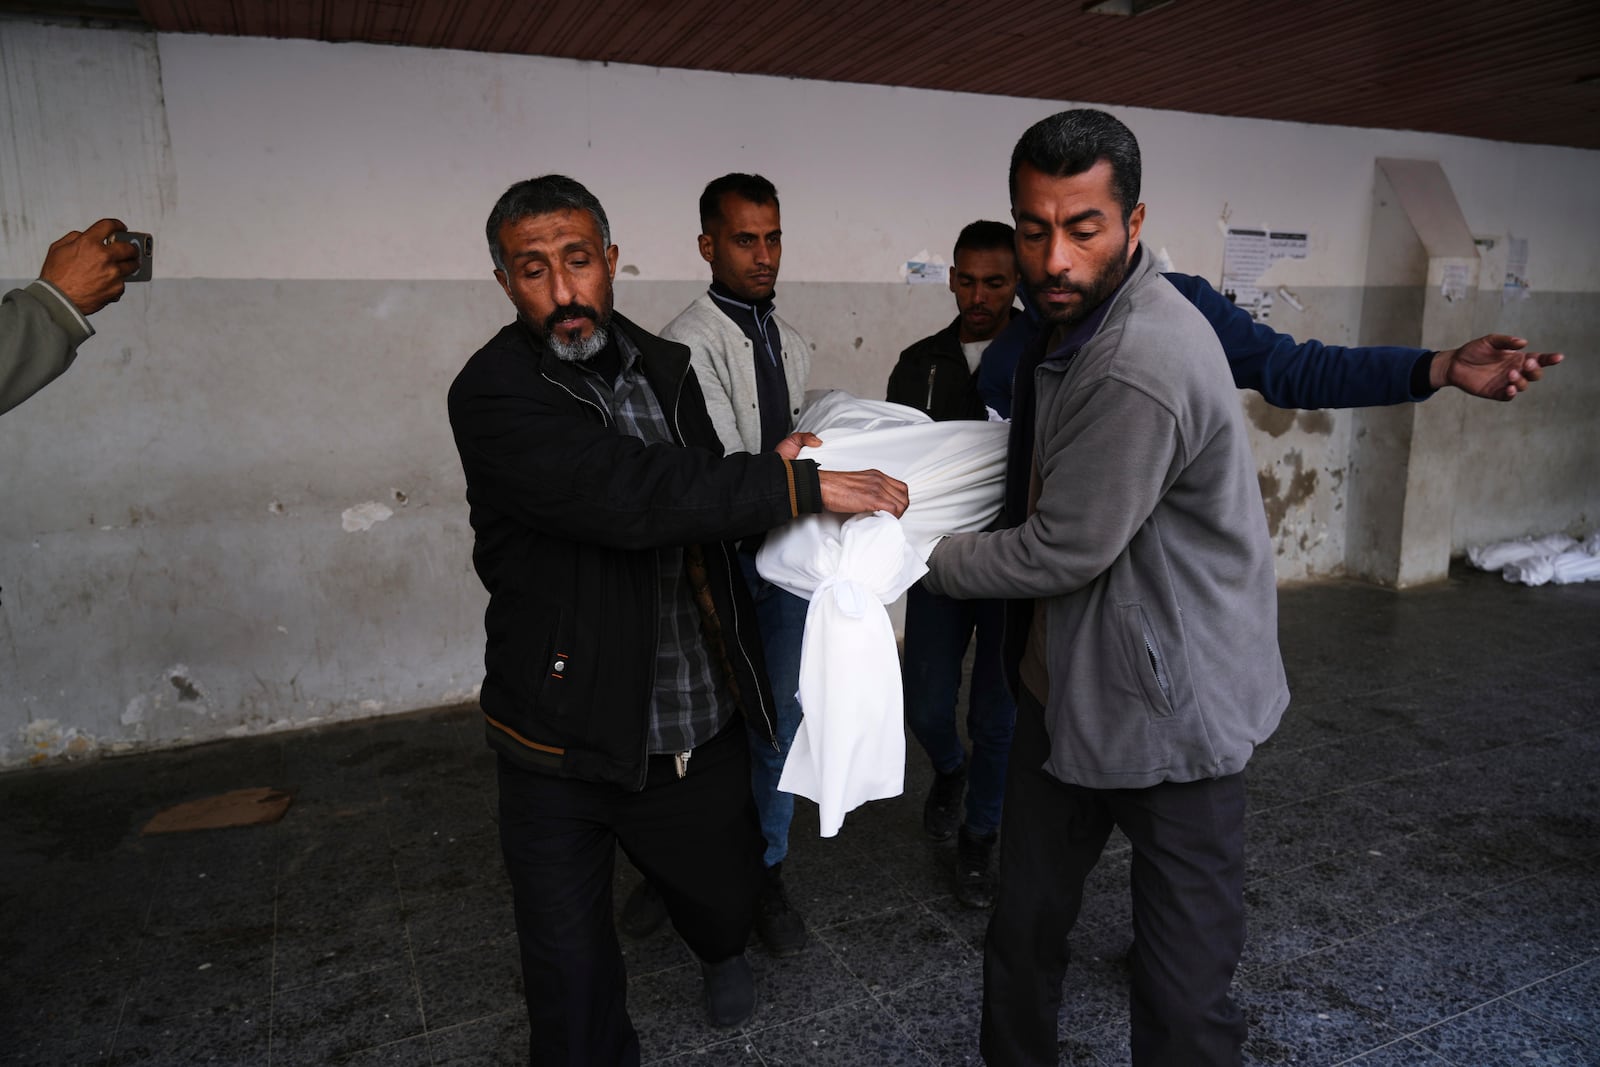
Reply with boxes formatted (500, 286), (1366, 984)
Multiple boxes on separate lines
(739, 551), (807, 869)
(901, 580), (1016, 837)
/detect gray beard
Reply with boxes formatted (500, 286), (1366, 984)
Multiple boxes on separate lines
(547, 323), (610, 363)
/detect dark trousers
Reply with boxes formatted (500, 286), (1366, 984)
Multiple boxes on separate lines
(496, 723), (766, 1067)
(981, 690), (1248, 1066)
(901, 580), (1017, 835)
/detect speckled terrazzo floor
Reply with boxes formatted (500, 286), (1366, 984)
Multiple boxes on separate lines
(2, 565), (1596, 1066)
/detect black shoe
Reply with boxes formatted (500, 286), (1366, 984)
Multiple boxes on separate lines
(923, 759), (968, 841)
(954, 826), (997, 910)
(755, 862), (808, 957)
(619, 880), (668, 940)
(701, 953), (756, 1028)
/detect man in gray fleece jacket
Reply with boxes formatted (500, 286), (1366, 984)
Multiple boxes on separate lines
(924, 110), (1288, 1065)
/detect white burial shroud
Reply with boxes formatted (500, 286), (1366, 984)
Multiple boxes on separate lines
(757, 391), (1008, 836)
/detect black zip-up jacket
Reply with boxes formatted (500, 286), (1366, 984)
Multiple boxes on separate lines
(448, 311), (825, 788)
(885, 317), (987, 423)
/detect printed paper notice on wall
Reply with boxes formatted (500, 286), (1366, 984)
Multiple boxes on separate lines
(1222, 227), (1311, 321)
(1268, 231), (1308, 260)
(901, 251), (948, 285)
(1440, 263), (1472, 303)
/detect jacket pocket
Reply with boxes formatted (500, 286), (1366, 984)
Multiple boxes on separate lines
(515, 603), (582, 729)
(1120, 603), (1176, 719)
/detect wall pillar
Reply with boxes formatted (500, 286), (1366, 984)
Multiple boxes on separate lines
(1344, 160), (1480, 588)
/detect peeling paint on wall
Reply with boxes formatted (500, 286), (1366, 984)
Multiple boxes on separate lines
(122, 695), (148, 726)
(18, 719), (99, 764)
(169, 666), (204, 704)
(341, 502), (394, 532)
(1258, 449), (1322, 539)
(1297, 410), (1334, 436)
(1245, 395), (1336, 440)
(1247, 395), (1298, 438)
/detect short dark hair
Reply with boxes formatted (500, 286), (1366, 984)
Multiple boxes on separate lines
(699, 173), (779, 233)
(486, 174), (611, 272)
(1008, 109), (1141, 223)
(953, 220), (1016, 260)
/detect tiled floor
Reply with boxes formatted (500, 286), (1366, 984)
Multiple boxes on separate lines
(2, 566), (1597, 1066)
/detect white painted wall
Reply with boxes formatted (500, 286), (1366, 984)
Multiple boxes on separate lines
(5, 29), (1597, 291)
(2, 21), (1596, 765)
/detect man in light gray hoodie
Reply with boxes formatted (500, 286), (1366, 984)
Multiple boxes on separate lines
(923, 110), (1288, 1066)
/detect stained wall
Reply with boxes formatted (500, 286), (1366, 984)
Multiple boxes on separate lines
(2, 24), (1595, 764)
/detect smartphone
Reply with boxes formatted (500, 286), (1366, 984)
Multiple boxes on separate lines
(112, 231), (154, 282)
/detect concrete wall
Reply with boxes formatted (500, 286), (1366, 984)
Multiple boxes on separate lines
(2, 22), (1597, 765)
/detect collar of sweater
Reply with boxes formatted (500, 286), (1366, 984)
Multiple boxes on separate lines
(708, 280), (777, 327)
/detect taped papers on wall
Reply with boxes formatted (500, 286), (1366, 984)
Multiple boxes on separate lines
(1223, 226), (1309, 321)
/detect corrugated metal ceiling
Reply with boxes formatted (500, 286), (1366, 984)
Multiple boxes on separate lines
(13, 0), (1600, 149)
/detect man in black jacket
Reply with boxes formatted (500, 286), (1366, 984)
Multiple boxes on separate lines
(448, 175), (907, 1066)
(887, 220), (1020, 422)
(885, 220), (1020, 910)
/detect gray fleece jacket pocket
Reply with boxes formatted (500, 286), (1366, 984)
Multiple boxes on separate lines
(1121, 603), (1176, 719)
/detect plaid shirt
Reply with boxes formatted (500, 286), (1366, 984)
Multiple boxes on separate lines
(577, 330), (733, 756)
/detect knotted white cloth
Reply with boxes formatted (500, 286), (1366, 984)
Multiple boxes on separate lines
(758, 391), (1008, 836)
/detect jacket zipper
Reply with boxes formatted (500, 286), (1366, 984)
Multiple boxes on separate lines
(1144, 638), (1171, 701)
(542, 372), (613, 428)
(924, 364), (937, 411)
(545, 366), (653, 785)
(720, 540), (779, 751)
(637, 547), (660, 791)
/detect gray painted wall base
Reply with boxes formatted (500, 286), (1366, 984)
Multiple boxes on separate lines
(3, 277), (1594, 767)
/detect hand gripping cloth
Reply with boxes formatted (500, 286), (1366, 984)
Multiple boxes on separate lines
(757, 391), (1008, 835)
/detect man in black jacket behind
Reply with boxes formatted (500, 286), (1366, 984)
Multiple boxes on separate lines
(448, 175), (907, 1066)
(885, 220), (1020, 910)
(887, 220), (1020, 422)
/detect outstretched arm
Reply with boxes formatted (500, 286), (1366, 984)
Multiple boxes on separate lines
(1166, 273), (1567, 409)
(1428, 334), (1564, 400)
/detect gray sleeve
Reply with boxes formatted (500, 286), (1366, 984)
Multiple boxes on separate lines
(924, 378), (1184, 600)
(0, 281), (94, 416)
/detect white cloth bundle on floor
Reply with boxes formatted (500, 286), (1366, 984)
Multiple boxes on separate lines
(758, 391), (1009, 836)
(1466, 531), (1600, 586)
(1466, 533), (1577, 572)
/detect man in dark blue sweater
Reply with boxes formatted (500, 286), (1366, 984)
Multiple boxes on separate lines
(902, 244), (1564, 911)
(980, 275), (1563, 419)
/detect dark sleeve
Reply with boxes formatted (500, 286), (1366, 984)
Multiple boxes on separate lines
(977, 313), (1036, 420)
(448, 361), (821, 551)
(1163, 272), (1433, 409)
